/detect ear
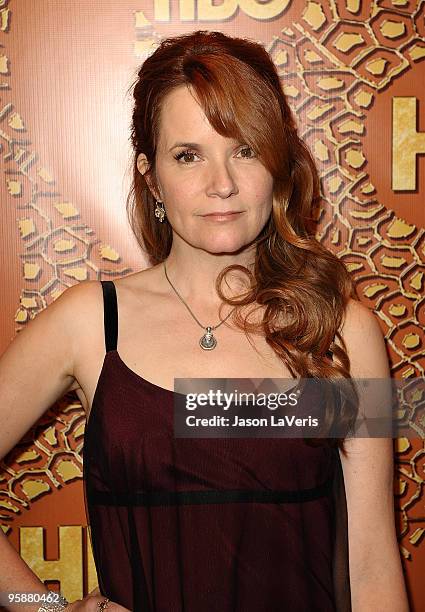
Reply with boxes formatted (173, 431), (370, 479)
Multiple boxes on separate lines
(136, 153), (161, 201)
(137, 153), (150, 176)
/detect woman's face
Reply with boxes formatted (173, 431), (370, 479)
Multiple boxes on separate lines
(138, 84), (274, 255)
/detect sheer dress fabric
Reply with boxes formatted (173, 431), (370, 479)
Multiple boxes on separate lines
(83, 280), (351, 612)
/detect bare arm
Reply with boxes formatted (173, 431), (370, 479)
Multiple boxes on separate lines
(0, 283), (82, 610)
(0, 282), (129, 611)
(338, 299), (410, 611)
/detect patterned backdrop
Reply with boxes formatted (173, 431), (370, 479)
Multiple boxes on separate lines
(0, 0), (424, 608)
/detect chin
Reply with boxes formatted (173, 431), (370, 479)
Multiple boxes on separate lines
(192, 234), (248, 254)
(178, 226), (259, 254)
(198, 239), (251, 255)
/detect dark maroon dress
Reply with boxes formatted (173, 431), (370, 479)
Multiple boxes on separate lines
(83, 280), (351, 611)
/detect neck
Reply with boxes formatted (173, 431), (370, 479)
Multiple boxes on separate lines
(163, 243), (256, 311)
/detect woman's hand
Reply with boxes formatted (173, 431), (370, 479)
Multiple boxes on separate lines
(66, 587), (131, 611)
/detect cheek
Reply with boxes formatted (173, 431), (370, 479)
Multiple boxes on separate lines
(251, 177), (274, 210)
(247, 167), (273, 193)
(160, 182), (192, 214)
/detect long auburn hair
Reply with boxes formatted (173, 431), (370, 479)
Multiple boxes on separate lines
(127, 30), (359, 455)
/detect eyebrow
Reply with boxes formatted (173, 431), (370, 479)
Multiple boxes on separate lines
(168, 140), (247, 153)
(168, 142), (201, 152)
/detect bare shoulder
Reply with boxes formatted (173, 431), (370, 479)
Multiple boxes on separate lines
(57, 278), (103, 315)
(341, 297), (381, 335)
(52, 279), (105, 341)
(7, 279), (104, 359)
(62, 267), (159, 350)
(46, 280), (106, 390)
(0, 280), (104, 460)
(338, 297), (390, 378)
(63, 266), (158, 307)
(55, 270), (155, 326)
(0, 280), (104, 391)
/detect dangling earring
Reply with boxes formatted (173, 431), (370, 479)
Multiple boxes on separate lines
(154, 200), (166, 223)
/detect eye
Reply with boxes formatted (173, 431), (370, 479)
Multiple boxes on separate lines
(238, 146), (256, 159)
(173, 149), (199, 164)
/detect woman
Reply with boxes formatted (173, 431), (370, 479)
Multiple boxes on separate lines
(0, 30), (409, 612)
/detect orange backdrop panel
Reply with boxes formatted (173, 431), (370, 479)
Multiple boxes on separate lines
(0, 0), (424, 609)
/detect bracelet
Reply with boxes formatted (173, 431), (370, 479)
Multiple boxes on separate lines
(37, 591), (69, 612)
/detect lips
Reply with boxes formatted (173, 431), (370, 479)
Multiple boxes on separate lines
(202, 211), (242, 216)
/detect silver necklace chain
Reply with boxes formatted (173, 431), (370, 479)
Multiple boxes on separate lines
(163, 261), (236, 350)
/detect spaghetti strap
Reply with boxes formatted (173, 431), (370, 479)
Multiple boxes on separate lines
(100, 280), (118, 353)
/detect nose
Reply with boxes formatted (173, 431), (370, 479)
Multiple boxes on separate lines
(206, 158), (239, 198)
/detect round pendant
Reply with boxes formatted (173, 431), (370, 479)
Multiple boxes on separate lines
(199, 327), (217, 350)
